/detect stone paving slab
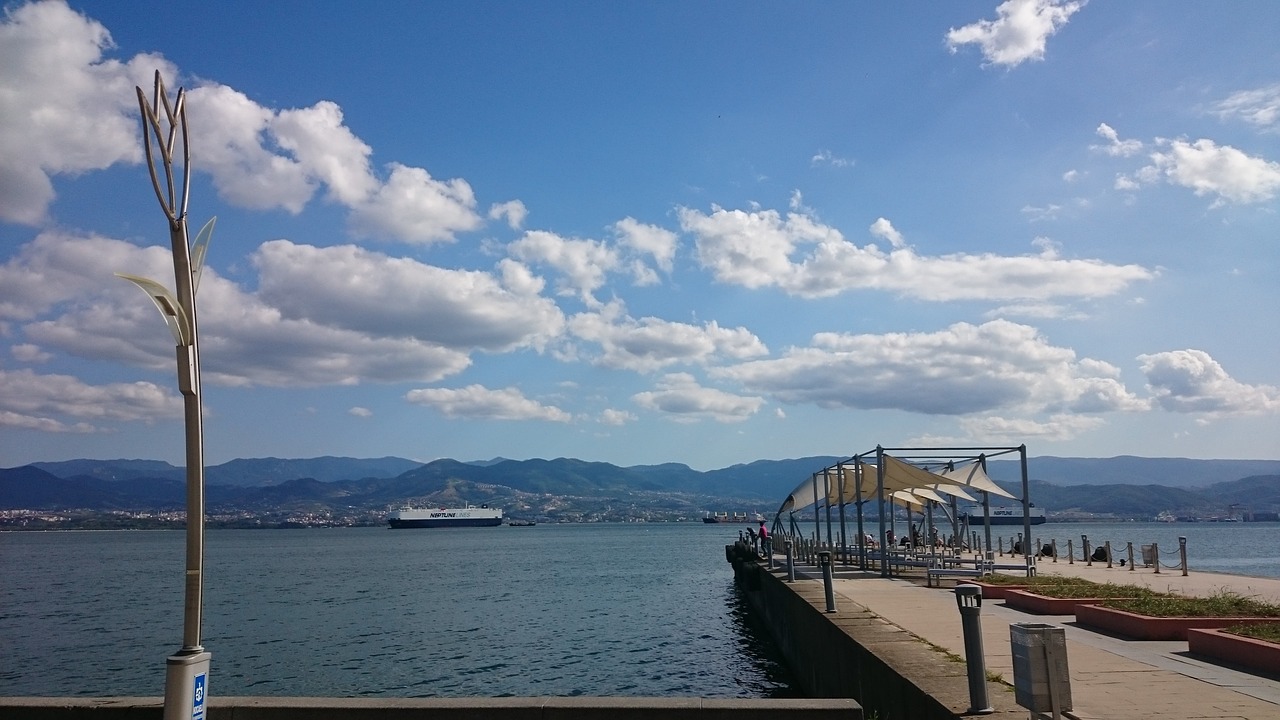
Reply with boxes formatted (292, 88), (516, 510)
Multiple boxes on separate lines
(784, 558), (1280, 720)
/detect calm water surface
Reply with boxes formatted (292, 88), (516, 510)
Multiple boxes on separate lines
(0, 523), (795, 698)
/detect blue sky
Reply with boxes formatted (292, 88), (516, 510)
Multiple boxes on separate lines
(1, 0), (1278, 471)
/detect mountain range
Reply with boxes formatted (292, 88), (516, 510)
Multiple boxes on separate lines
(2, 455), (1279, 524)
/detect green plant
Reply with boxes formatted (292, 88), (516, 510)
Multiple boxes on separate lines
(1224, 623), (1280, 644)
(1030, 581), (1164, 600)
(1103, 590), (1280, 618)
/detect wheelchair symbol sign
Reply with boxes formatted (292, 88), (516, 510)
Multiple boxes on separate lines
(192, 673), (206, 720)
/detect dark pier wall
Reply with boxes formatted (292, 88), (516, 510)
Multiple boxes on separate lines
(727, 543), (985, 720)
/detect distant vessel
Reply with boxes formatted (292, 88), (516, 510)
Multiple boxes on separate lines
(387, 504), (503, 528)
(962, 505), (1046, 526)
(507, 520), (536, 527)
(702, 511), (764, 524)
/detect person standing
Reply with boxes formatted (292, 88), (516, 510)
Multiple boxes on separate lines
(757, 521), (770, 558)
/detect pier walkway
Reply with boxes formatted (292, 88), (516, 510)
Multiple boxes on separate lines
(784, 554), (1280, 719)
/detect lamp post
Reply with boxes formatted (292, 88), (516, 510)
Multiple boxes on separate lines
(118, 71), (214, 720)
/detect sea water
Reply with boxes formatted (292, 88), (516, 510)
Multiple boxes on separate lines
(0, 523), (795, 698)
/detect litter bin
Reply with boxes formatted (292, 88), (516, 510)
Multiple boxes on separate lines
(1010, 622), (1071, 716)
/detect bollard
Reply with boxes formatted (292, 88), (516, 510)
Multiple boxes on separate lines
(1082, 535), (1092, 566)
(1179, 536), (1188, 576)
(1105, 540), (1113, 569)
(1127, 542), (1135, 571)
(785, 540), (795, 582)
(955, 584), (994, 714)
(998, 537), (1003, 556)
(1051, 538), (1058, 563)
(1152, 542), (1160, 574)
(818, 551), (836, 613)
(1067, 539), (1074, 565)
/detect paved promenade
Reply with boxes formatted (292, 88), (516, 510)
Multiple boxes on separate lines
(786, 554), (1280, 719)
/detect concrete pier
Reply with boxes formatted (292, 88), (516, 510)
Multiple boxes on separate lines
(730, 542), (1280, 719)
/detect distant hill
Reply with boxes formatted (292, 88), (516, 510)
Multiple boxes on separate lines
(3, 455), (1279, 521)
(988, 456), (1280, 489)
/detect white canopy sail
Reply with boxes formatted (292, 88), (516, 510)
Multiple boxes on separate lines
(938, 461), (1017, 500)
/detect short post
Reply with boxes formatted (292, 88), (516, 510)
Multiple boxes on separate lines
(1152, 542), (1160, 574)
(785, 540), (795, 582)
(1127, 542), (1135, 571)
(1105, 540), (1113, 569)
(955, 585), (993, 715)
(766, 535), (775, 569)
(998, 537), (1003, 556)
(1067, 539), (1074, 565)
(1179, 536), (1188, 576)
(1082, 535), (1092, 566)
(1051, 538), (1058, 563)
(819, 551), (836, 613)
(1035, 538), (1042, 556)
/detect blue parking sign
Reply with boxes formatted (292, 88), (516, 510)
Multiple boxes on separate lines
(192, 672), (206, 720)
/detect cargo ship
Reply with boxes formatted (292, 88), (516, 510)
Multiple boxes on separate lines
(387, 504), (503, 528)
(961, 505), (1046, 526)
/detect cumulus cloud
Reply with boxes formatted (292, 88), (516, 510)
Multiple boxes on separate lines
(0, 2), (482, 241)
(489, 199), (529, 229)
(0, 368), (182, 432)
(507, 230), (620, 305)
(405, 384), (572, 422)
(613, 217), (678, 274)
(348, 406), (372, 418)
(1137, 349), (1280, 416)
(713, 320), (1148, 417)
(0, 1), (170, 224)
(913, 413), (1107, 446)
(632, 373), (764, 423)
(678, 205), (1152, 301)
(0, 231), (573, 388)
(811, 149), (854, 168)
(599, 408), (636, 426)
(252, 240), (564, 352)
(1139, 138), (1280, 205)
(946, 0), (1084, 68)
(568, 300), (768, 373)
(1213, 84), (1280, 130)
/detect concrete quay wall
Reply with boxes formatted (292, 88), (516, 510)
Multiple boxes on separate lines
(0, 696), (860, 720)
(727, 543), (1005, 719)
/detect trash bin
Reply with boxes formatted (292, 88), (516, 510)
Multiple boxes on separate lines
(1010, 622), (1071, 715)
(1141, 544), (1156, 567)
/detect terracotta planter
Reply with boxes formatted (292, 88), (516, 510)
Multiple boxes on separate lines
(1187, 627), (1280, 675)
(1006, 589), (1124, 615)
(1076, 604), (1280, 641)
(961, 579), (1028, 601)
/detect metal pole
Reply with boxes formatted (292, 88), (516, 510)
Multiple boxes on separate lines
(1105, 540), (1113, 569)
(1083, 535), (1091, 566)
(785, 540), (795, 582)
(1152, 542), (1160, 574)
(979, 454), (993, 557)
(876, 446), (888, 578)
(855, 458), (867, 571)
(1127, 542), (1135, 571)
(955, 585), (993, 714)
(819, 551), (836, 613)
(823, 469), (834, 550)
(836, 462), (848, 565)
(1018, 445), (1032, 573)
(1179, 536), (1188, 576)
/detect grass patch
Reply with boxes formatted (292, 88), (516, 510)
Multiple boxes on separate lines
(1103, 590), (1280, 618)
(1029, 581), (1165, 600)
(1224, 623), (1280, 644)
(976, 573), (1097, 587)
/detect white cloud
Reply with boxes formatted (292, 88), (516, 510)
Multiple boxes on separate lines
(1140, 138), (1280, 205)
(253, 240), (564, 352)
(983, 302), (1086, 321)
(714, 320), (1148, 417)
(11, 343), (51, 363)
(914, 413), (1107, 446)
(348, 406), (372, 418)
(507, 230), (621, 305)
(811, 149), (854, 168)
(405, 384), (572, 422)
(599, 408), (636, 426)
(489, 199), (529, 229)
(632, 373), (764, 423)
(347, 163), (483, 243)
(0, 0), (169, 224)
(568, 300), (768, 373)
(1137, 349), (1280, 416)
(869, 217), (906, 249)
(1092, 123), (1143, 157)
(678, 205), (1153, 301)
(1213, 84), (1280, 130)
(0, 368), (181, 432)
(946, 0), (1084, 68)
(612, 217), (678, 274)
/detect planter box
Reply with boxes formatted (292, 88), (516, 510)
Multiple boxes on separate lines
(1076, 604), (1280, 641)
(963, 579), (1028, 601)
(1006, 590), (1124, 615)
(1187, 627), (1280, 676)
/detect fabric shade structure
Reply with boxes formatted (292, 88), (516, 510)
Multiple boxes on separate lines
(927, 482), (977, 502)
(778, 454), (973, 513)
(889, 489), (927, 513)
(938, 461), (1017, 499)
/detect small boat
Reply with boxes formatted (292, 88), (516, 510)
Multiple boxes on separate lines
(506, 520), (536, 527)
(387, 503), (503, 528)
(703, 511), (764, 524)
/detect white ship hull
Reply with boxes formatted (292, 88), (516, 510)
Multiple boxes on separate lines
(962, 506), (1046, 526)
(388, 505), (503, 528)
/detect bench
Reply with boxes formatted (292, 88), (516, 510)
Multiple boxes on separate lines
(926, 567), (986, 587)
